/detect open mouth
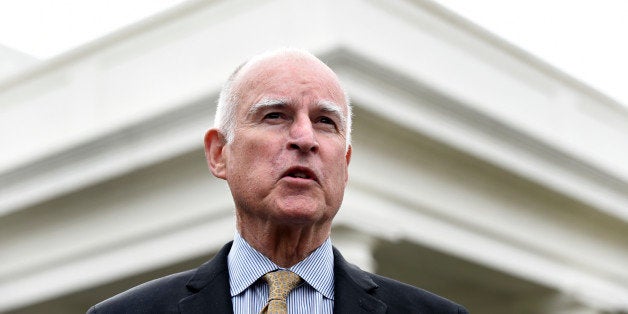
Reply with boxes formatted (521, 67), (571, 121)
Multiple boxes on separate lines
(282, 166), (318, 183)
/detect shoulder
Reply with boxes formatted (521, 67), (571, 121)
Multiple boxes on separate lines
(333, 247), (467, 313)
(87, 242), (233, 314)
(87, 269), (196, 314)
(368, 272), (468, 313)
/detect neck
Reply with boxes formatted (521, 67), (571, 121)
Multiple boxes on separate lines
(237, 218), (331, 267)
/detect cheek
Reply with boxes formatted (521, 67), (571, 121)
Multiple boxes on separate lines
(323, 151), (350, 187)
(227, 139), (281, 181)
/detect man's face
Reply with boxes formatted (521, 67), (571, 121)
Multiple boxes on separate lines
(220, 55), (351, 227)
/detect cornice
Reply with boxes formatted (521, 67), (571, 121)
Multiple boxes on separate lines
(329, 49), (628, 223)
(3, 46), (628, 224)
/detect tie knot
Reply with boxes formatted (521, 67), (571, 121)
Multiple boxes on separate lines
(263, 270), (302, 301)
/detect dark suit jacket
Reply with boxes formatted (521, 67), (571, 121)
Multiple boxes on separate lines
(88, 242), (468, 313)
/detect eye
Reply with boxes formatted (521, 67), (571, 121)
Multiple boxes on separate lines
(318, 116), (336, 125)
(263, 112), (284, 120)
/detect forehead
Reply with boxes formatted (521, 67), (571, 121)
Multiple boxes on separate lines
(233, 55), (347, 114)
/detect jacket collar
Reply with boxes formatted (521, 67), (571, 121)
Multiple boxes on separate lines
(333, 247), (387, 313)
(177, 242), (387, 314)
(179, 242), (234, 314)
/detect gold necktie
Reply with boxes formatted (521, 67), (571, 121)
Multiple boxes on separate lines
(260, 270), (302, 314)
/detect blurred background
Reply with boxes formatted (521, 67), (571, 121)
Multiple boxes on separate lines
(1, 0), (627, 313)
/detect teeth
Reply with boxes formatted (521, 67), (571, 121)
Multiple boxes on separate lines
(293, 172), (307, 178)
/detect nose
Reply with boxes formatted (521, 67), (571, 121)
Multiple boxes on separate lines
(287, 116), (319, 153)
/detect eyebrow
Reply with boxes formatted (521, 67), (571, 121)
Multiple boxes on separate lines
(317, 100), (346, 130)
(248, 98), (347, 130)
(248, 97), (289, 115)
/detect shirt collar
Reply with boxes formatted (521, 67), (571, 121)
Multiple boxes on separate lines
(227, 232), (335, 300)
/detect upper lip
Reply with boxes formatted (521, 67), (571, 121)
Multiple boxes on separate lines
(281, 166), (319, 183)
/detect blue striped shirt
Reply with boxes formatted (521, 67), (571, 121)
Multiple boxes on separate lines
(227, 233), (334, 313)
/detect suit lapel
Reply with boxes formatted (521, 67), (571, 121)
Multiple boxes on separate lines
(176, 243), (386, 313)
(333, 248), (387, 314)
(179, 242), (234, 314)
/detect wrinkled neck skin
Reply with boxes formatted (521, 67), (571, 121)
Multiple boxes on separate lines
(236, 213), (331, 268)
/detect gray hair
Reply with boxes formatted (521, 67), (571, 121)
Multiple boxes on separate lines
(214, 48), (352, 148)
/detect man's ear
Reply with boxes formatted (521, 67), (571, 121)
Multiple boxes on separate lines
(204, 128), (227, 180)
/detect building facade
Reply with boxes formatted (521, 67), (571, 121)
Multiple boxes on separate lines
(1, 1), (628, 313)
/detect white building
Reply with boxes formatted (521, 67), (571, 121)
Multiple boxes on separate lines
(1, 1), (627, 313)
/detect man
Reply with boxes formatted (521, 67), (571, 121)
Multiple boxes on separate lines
(87, 48), (468, 313)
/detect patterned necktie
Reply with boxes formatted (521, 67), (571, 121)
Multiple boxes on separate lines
(260, 270), (303, 314)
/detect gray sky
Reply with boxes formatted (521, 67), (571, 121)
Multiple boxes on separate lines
(436, 0), (628, 107)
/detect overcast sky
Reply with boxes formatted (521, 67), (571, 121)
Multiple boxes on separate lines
(1, 0), (626, 106)
(436, 0), (628, 107)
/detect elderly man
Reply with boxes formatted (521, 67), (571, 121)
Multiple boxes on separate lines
(87, 49), (468, 313)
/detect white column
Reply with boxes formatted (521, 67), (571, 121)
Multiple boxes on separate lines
(331, 227), (377, 273)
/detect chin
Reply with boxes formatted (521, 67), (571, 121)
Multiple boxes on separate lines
(275, 198), (327, 224)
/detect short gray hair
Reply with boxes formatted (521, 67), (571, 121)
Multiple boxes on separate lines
(214, 48), (352, 148)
